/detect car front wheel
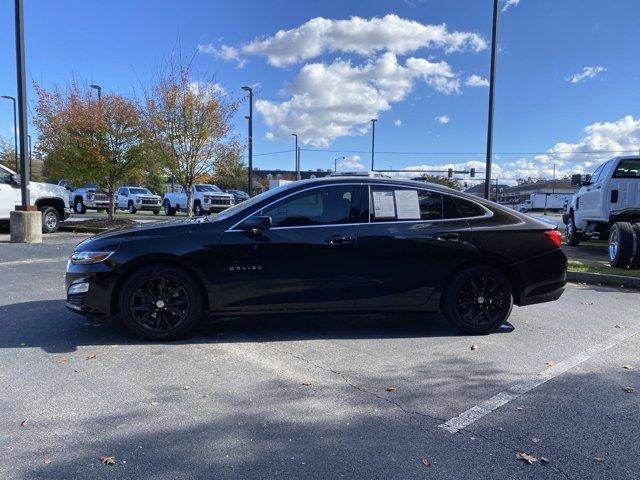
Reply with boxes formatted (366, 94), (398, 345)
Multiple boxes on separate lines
(442, 265), (513, 335)
(40, 206), (60, 233)
(118, 265), (204, 340)
(74, 200), (86, 214)
(565, 215), (580, 246)
(128, 202), (137, 214)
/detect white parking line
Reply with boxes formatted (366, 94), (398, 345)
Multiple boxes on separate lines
(439, 322), (640, 433)
(0, 257), (69, 267)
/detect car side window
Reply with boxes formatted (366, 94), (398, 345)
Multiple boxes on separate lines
(590, 163), (605, 183)
(453, 197), (486, 218)
(261, 185), (354, 227)
(369, 186), (461, 222)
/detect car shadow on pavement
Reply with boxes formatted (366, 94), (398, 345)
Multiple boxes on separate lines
(0, 299), (513, 353)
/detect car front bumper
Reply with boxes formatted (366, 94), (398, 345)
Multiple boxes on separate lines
(65, 264), (118, 316)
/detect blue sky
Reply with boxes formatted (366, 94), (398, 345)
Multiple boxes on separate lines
(1, 0), (639, 183)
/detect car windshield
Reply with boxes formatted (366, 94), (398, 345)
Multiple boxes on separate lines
(213, 182), (302, 222)
(195, 185), (223, 192)
(129, 188), (152, 194)
(613, 159), (640, 178)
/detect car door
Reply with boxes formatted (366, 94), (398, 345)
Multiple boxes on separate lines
(353, 184), (475, 308)
(217, 184), (362, 312)
(579, 162), (607, 219)
(0, 169), (18, 218)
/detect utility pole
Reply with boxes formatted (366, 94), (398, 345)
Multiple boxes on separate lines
(334, 156), (345, 172)
(1, 95), (18, 172)
(370, 119), (377, 171)
(484, 0), (499, 200)
(296, 146), (301, 180)
(14, 0), (30, 208)
(291, 133), (298, 178)
(242, 86), (253, 195)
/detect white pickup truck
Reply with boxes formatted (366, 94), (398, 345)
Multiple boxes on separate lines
(163, 184), (234, 216)
(0, 163), (71, 233)
(116, 186), (162, 214)
(563, 156), (640, 267)
(59, 181), (110, 214)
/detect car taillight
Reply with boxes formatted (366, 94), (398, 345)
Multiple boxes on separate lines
(544, 230), (562, 248)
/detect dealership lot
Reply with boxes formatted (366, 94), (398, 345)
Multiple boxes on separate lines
(1, 232), (639, 479)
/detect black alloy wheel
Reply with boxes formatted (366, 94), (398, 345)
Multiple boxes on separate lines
(442, 266), (513, 334)
(119, 266), (204, 340)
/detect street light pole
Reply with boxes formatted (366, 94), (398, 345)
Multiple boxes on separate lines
(370, 119), (377, 171)
(296, 146), (301, 180)
(242, 86), (253, 195)
(89, 84), (102, 100)
(334, 156), (345, 172)
(291, 133), (298, 177)
(1, 95), (18, 172)
(484, 0), (499, 200)
(14, 0), (30, 208)
(27, 133), (32, 175)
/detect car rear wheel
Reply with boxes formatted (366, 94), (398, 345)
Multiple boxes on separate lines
(609, 222), (634, 268)
(193, 202), (203, 216)
(118, 265), (204, 340)
(40, 206), (60, 233)
(164, 200), (176, 216)
(442, 265), (513, 335)
(565, 215), (580, 246)
(630, 223), (640, 269)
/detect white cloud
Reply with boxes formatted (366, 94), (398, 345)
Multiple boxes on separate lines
(256, 52), (460, 147)
(502, 0), (521, 12)
(188, 81), (227, 97)
(435, 115), (450, 124)
(465, 74), (489, 87)
(242, 15), (486, 67)
(337, 155), (365, 171)
(198, 43), (246, 68)
(264, 131), (274, 140)
(566, 66), (606, 84)
(393, 119), (402, 127)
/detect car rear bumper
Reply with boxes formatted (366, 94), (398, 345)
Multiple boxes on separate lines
(514, 248), (567, 306)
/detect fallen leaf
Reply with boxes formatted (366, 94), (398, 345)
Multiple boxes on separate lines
(183, 386), (191, 390)
(622, 365), (632, 370)
(516, 406), (524, 411)
(623, 386), (636, 393)
(85, 354), (97, 360)
(301, 382), (312, 387)
(532, 437), (540, 444)
(202, 394), (209, 398)
(521, 320), (529, 325)
(420, 458), (432, 467)
(56, 356), (69, 365)
(385, 387), (396, 392)
(540, 457), (550, 464)
(582, 301), (593, 305)
(43, 458), (52, 465)
(545, 362), (556, 368)
(99, 456), (116, 465)
(516, 452), (538, 465)
(150, 401), (158, 406)
(615, 324), (624, 329)
(594, 456), (604, 463)
(20, 419), (29, 427)
(470, 344), (479, 351)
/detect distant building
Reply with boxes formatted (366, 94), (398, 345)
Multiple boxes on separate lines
(465, 182), (511, 200)
(500, 180), (578, 203)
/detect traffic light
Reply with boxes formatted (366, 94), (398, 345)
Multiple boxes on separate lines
(470, 168), (476, 178)
(447, 168), (453, 178)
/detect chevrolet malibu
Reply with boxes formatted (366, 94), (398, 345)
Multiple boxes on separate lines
(66, 177), (567, 340)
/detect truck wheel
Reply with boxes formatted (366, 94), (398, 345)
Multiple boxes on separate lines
(629, 223), (640, 269)
(609, 222), (634, 268)
(40, 206), (60, 233)
(565, 215), (580, 246)
(519, 208), (527, 213)
(128, 201), (137, 214)
(441, 265), (513, 335)
(193, 202), (203, 216)
(74, 199), (86, 214)
(153, 210), (160, 215)
(164, 200), (176, 216)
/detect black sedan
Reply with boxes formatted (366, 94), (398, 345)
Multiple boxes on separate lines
(66, 177), (566, 340)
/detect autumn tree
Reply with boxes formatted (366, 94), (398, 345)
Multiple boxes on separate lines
(34, 84), (146, 219)
(143, 58), (239, 216)
(420, 174), (462, 190)
(0, 137), (16, 171)
(209, 140), (246, 190)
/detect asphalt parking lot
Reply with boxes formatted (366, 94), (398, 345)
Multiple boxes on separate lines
(1, 231), (639, 480)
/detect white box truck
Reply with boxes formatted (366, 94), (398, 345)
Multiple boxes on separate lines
(514, 193), (572, 213)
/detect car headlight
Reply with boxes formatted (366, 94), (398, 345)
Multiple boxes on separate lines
(70, 251), (114, 265)
(86, 194), (94, 200)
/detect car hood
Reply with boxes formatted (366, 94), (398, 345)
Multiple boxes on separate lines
(30, 181), (68, 203)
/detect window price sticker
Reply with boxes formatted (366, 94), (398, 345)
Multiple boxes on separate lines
(394, 190), (420, 219)
(372, 191), (396, 218)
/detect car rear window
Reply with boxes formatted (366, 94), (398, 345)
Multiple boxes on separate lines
(613, 159), (640, 178)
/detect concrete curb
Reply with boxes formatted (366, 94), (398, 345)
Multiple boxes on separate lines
(567, 271), (640, 290)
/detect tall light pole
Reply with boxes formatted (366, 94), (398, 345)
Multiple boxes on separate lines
(89, 84), (102, 100)
(296, 146), (301, 180)
(370, 118), (377, 171)
(242, 86), (253, 195)
(484, 0), (500, 200)
(291, 133), (298, 177)
(1, 95), (18, 172)
(334, 156), (345, 172)
(27, 133), (32, 174)
(14, 0), (30, 208)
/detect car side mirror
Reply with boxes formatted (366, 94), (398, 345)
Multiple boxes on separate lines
(238, 215), (272, 232)
(10, 174), (20, 186)
(581, 174), (592, 187)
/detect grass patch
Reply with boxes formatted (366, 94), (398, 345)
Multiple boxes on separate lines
(568, 261), (640, 278)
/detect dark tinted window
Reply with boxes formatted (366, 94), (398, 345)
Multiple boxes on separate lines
(262, 186), (354, 227)
(454, 197), (486, 218)
(613, 159), (640, 178)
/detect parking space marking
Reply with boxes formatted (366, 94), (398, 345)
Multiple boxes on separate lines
(0, 257), (69, 267)
(439, 322), (640, 433)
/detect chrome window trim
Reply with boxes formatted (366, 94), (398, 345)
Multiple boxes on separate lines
(225, 182), (492, 233)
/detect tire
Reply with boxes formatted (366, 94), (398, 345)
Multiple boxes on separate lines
(164, 200), (176, 216)
(565, 214), (580, 246)
(630, 223), (640, 269)
(74, 199), (86, 214)
(128, 202), (137, 214)
(519, 208), (527, 213)
(442, 265), (514, 335)
(153, 210), (160, 215)
(193, 202), (203, 217)
(118, 265), (204, 341)
(40, 206), (60, 233)
(609, 222), (634, 268)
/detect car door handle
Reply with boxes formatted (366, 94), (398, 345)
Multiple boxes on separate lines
(324, 235), (353, 245)
(434, 232), (460, 241)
